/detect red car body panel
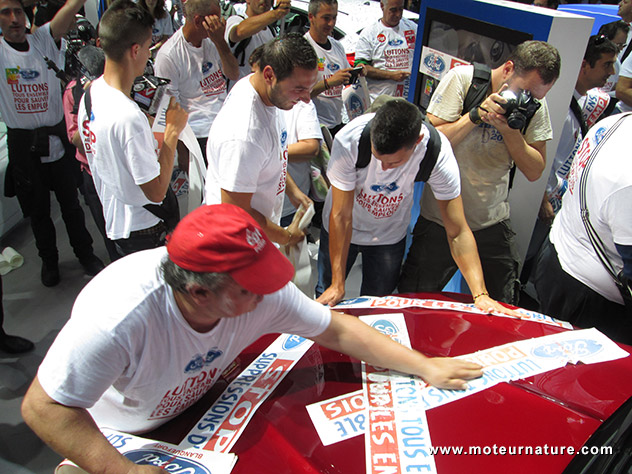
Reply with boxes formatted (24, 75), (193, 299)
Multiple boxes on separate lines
(149, 292), (632, 473)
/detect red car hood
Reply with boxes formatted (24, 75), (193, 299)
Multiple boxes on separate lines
(150, 292), (632, 473)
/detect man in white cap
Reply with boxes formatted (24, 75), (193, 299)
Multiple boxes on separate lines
(22, 203), (482, 474)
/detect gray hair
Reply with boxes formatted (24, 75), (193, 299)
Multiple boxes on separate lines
(160, 256), (232, 294)
(184, 0), (219, 19)
(308, 0), (337, 16)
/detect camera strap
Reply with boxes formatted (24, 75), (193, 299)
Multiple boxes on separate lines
(578, 113), (632, 312)
(569, 96), (588, 138)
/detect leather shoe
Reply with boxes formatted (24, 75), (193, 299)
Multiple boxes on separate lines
(0, 334), (34, 354)
(79, 255), (105, 276)
(41, 261), (60, 287)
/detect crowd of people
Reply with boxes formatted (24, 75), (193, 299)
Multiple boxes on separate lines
(0, 0), (630, 469)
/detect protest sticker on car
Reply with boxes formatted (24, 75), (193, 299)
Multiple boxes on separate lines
(55, 428), (237, 474)
(335, 295), (574, 329)
(361, 313), (437, 474)
(180, 334), (314, 453)
(307, 390), (367, 446)
(421, 327), (629, 410)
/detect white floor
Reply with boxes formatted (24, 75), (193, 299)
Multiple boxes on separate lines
(0, 197), (363, 473)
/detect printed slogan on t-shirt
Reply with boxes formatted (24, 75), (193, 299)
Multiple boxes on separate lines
(5, 67), (49, 114)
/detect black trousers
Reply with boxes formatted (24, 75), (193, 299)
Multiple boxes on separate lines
(6, 128), (94, 264)
(535, 238), (632, 346)
(79, 169), (121, 263)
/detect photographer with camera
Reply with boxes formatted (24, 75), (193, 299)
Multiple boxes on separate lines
(78, 0), (188, 256)
(399, 41), (560, 305)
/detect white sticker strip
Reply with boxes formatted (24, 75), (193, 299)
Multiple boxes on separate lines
(180, 334), (314, 453)
(56, 429), (237, 474)
(421, 327), (629, 410)
(335, 295), (574, 329)
(306, 390), (367, 446)
(361, 314), (437, 474)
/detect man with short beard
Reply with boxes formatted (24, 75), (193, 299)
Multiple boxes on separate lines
(204, 33), (316, 247)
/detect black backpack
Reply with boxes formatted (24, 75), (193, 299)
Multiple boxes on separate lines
(356, 118), (441, 182)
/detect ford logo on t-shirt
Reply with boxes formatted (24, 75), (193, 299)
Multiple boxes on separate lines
(202, 62), (213, 74)
(19, 69), (39, 80)
(327, 63), (340, 72)
(124, 450), (211, 474)
(388, 38), (404, 47)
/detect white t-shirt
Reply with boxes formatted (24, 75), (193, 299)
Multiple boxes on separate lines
(547, 89), (610, 213)
(0, 25), (66, 162)
(78, 77), (161, 239)
(304, 32), (348, 128)
(225, 14), (275, 81)
(354, 19), (417, 100)
(423, 64), (553, 231)
(551, 113), (632, 304)
(37, 247), (331, 433)
(322, 114), (461, 246)
(281, 100), (323, 218)
(205, 75), (288, 224)
(0, 25), (63, 129)
(152, 12), (174, 47)
(155, 28), (228, 138)
(618, 53), (632, 112)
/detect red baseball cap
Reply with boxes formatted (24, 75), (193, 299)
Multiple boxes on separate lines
(166, 204), (294, 295)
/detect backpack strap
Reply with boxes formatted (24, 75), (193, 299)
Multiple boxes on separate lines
(71, 80), (84, 115)
(415, 122), (441, 182)
(356, 119), (441, 183)
(83, 83), (92, 119)
(356, 119), (373, 169)
(569, 96), (589, 138)
(463, 62), (491, 113)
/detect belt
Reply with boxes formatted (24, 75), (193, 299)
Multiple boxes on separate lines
(128, 221), (166, 237)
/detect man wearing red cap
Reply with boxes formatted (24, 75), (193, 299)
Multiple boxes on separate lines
(22, 203), (482, 473)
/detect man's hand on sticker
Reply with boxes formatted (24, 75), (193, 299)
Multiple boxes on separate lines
(419, 357), (483, 390)
(473, 292), (523, 318)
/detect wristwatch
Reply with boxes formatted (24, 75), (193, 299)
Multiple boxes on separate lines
(469, 106), (483, 125)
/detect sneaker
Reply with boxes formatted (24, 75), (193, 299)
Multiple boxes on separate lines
(0, 334), (34, 354)
(41, 261), (60, 287)
(79, 255), (105, 276)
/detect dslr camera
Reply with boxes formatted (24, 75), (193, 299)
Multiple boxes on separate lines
(497, 89), (541, 130)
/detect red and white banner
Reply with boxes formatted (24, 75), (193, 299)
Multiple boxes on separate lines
(180, 334), (314, 453)
(335, 295), (574, 329)
(361, 314), (437, 474)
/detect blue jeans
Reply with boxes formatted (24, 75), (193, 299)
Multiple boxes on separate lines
(316, 228), (406, 298)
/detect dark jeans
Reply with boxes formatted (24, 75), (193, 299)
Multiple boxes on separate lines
(535, 238), (632, 346)
(399, 217), (521, 304)
(79, 169), (121, 263)
(6, 128), (94, 264)
(316, 228), (406, 298)
(114, 222), (167, 257)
